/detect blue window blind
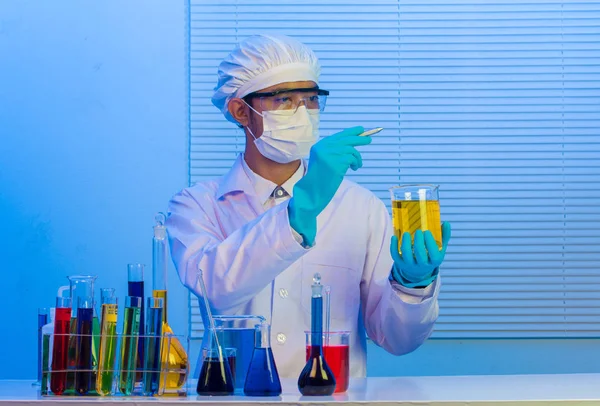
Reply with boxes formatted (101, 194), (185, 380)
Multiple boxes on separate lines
(188, 0), (600, 339)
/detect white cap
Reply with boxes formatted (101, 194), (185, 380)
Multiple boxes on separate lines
(211, 34), (321, 124)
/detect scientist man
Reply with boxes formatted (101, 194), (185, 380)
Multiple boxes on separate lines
(166, 34), (451, 378)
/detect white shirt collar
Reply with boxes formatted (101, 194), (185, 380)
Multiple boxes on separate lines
(217, 154), (305, 205)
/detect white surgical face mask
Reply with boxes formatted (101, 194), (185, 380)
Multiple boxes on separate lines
(245, 103), (320, 164)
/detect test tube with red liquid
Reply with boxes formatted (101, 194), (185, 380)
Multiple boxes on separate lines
(50, 297), (72, 395)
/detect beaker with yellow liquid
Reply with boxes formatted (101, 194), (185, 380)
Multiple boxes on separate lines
(152, 213), (189, 396)
(390, 185), (442, 253)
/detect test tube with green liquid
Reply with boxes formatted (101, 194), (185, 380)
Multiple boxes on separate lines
(119, 296), (141, 395)
(96, 294), (118, 396)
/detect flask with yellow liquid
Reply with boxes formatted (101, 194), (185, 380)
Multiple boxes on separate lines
(389, 184), (443, 253)
(152, 212), (189, 396)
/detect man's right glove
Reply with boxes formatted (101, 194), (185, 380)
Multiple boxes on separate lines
(288, 126), (372, 246)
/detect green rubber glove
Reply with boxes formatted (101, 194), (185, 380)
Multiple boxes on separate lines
(289, 126), (372, 246)
(390, 222), (452, 288)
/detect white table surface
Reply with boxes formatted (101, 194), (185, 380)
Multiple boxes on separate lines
(3, 374), (600, 405)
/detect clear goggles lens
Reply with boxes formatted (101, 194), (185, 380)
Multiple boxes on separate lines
(247, 88), (328, 113)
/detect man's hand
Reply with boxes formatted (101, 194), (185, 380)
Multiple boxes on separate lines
(288, 126), (372, 246)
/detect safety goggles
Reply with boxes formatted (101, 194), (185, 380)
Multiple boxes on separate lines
(244, 87), (329, 113)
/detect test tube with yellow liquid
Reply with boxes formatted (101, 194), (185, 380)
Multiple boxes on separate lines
(96, 290), (118, 396)
(390, 185), (442, 253)
(152, 213), (188, 395)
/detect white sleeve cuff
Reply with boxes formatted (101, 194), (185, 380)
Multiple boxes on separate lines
(390, 276), (440, 304)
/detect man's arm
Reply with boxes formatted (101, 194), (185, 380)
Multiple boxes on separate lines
(166, 188), (307, 314)
(359, 195), (440, 355)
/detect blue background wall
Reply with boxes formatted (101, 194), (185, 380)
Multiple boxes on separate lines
(0, 1), (188, 378)
(1, 0), (599, 380)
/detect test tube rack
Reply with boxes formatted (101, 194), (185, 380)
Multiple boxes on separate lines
(40, 332), (191, 397)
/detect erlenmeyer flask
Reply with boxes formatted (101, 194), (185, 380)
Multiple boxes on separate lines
(243, 322), (281, 396)
(66, 275), (99, 393)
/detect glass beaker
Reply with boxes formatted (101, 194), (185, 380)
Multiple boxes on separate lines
(389, 184), (442, 252)
(207, 315), (266, 391)
(305, 331), (350, 393)
(244, 322), (281, 396)
(66, 275), (99, 393)
(199, 347), (236, 384)
(196, 346), (234, 396)
(224, 348), (236, 386)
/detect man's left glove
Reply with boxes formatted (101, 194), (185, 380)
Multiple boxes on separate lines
(390, 222), (452, 288)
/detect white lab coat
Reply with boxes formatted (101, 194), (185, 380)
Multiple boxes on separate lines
(166, 154), (440, 379)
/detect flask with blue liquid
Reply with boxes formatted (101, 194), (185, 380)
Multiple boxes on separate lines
(243, 322), (281, 396)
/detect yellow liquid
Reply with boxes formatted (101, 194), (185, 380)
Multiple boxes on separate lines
(159, 324), (188, 393)
(152, 290), (188, 394)
(392, 200), (442, 252)
(96, 304), (118, 396)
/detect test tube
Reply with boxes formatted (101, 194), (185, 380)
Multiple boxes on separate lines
(75, 297), (94, 395)
(324, 286), (331, 347)
(127, 264), (145, 383)
(96, 296), (118, 396)
(100, 288), (115, 303)
(50, 297), (71, 395)
(143, 297), (164, 396)
(36, 308), (49, 385)
(119, 296), (141, 395)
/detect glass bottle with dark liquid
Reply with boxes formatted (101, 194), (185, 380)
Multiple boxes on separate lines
(127, 263), (145, 384)
(297, 273), (336, 396)
(66, 275), (99, 394)
(243, 322), (281, 396)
